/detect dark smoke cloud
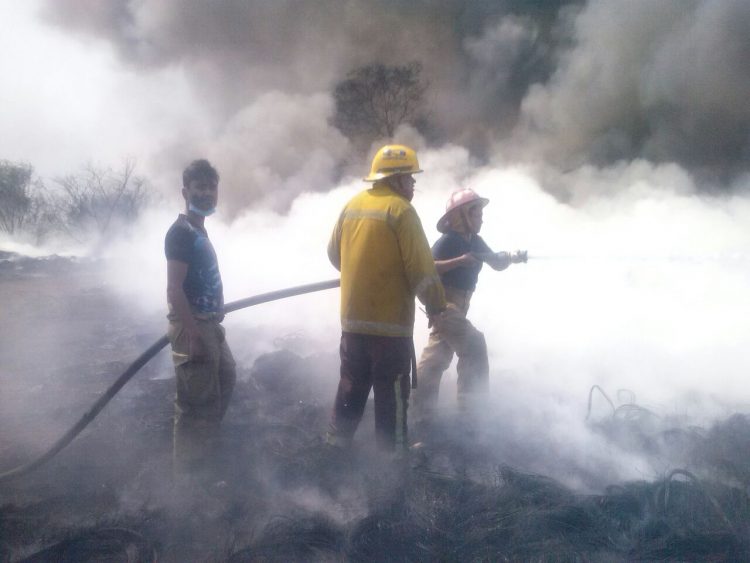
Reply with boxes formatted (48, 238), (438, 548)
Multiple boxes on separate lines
(40, 0), (471, 116)
(40, 0), (750, 211)
(509, 0), (750, 182)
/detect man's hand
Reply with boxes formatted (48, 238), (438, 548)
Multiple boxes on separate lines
(427, 309), (446, 331)
(168, 259), (210, 360)
(511, 250), (528, 264)
(459, 252), (481, 267)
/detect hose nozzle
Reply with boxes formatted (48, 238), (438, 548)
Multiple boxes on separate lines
(512, 250), (528, 264)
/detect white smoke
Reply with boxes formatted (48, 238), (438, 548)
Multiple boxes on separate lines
(206, 92), (351, 213)
(95, 147), (750, 489)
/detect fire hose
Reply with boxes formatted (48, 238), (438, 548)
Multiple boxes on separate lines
(0, 278), (341, 483)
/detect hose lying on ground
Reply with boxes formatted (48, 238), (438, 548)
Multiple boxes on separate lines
(0, 278), (341, 483)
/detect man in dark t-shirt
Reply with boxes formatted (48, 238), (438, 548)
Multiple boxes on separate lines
(165, 217), (223, 314)
(413, 188), (526, 426)
(165, 159), (236, 474)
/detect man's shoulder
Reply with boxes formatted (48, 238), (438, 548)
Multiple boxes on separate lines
(346, 188), (371, 205)
(166, 214), (188, 232)
(472, 234), (491, 252)
(438, 231), (464, 245)
(374, 189), (414, 217)
(433, 231), (470, 255)
(165, 215), (196, 246)
(340, 188), (371, 211)
(347, 187), (414, 218)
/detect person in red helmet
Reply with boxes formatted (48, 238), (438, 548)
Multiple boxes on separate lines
(413, 188), (526, 425)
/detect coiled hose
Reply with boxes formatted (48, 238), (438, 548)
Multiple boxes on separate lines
(0, 278), (340, 483)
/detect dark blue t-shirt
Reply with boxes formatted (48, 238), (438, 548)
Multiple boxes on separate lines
(165, 214), (223, 314)
(432, 231), (492, 291)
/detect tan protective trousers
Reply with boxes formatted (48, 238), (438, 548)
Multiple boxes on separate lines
(167, 316), (236, 472)
(414, 286), (488, 419)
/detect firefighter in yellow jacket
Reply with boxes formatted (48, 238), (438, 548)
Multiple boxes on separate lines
(327, 144), (446, 452)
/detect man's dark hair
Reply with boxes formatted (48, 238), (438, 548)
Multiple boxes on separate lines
(182, 159), (219, 188)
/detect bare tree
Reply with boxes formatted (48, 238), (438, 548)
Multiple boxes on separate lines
(53, 159), (149, 240)
(333, 62), (428, 143)
(0, 161), (34, 235)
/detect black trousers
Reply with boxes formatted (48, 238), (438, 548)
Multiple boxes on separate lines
(328, 332), (412, 450)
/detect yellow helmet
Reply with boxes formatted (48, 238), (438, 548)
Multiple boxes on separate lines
(363, 144), (423, 182)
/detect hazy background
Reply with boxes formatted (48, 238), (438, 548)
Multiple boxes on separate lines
(2, 0), (750, 490)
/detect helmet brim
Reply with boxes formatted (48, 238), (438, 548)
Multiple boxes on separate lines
(436, 197), (489, 233)
(363, 169), (423, 182)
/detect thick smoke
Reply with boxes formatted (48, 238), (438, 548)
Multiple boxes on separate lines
(89, 144), (750, 492)
(33, 0), (561, 211)
(38, 0), (750, 210)
(511, 0), (750, 183)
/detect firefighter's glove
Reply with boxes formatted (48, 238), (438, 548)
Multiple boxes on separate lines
(494, 251), (512, 267)
(511, 250), (528, 264)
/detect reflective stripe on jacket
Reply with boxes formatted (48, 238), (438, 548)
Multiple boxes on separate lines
(328, 183), (446, 337)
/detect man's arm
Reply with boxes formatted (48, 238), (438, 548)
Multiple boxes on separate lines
(396, 208), (446, 315)
(473, 250), (526, 270)
(167, 259), (206, 359)
(471, 237), (520, 271)
(479, 252), (512, 271)
(434, 253), (481, 274)
(327, 213), (343, 272)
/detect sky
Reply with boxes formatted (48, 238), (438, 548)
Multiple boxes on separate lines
(2, 0), (750, 488)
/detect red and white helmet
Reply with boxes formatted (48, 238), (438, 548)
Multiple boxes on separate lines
(436, 188), (489, 233)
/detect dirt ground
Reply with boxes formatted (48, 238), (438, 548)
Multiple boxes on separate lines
(2, 253), (750, 562)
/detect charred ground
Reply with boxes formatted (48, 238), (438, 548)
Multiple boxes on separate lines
(1, 252), (749, 562)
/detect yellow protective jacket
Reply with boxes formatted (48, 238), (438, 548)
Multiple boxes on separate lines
(328, 183), (446, 337)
